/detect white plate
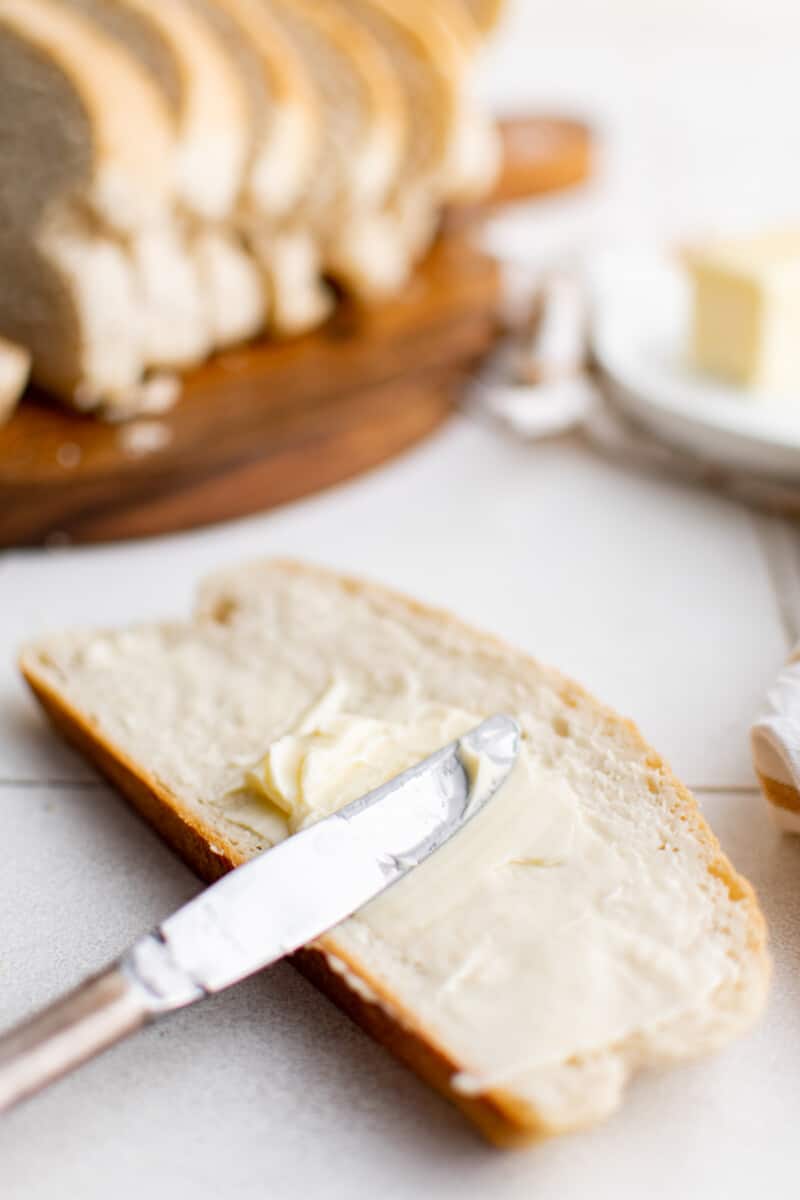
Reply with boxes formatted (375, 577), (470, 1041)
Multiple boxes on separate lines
(590, 248), (800, 479)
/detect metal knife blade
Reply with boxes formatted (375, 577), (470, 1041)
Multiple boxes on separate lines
(0, 714), (520, 1114)
(124, 713), (520, 1007)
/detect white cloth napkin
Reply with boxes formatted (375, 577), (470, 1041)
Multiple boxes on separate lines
(751, 652), (800, 833)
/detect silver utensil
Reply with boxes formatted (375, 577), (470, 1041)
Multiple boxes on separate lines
(0, 715), (520, 1115)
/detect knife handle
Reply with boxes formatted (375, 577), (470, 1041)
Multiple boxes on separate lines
(0, 966), (149, 1115)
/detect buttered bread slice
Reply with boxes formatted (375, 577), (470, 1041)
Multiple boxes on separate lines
(20, 560), (768, 1146)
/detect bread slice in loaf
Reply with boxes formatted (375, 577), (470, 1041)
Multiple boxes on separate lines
(412, 0), (501, 200)
(188, 0), (327, 336)
(60, 0), (212, 371)
(334, 0), (499, 270)
(89, 0), (266, 349)
(262, 0), (407, 320)
(20, 560), (768, 1146)
(327, 0), (457, 286)
(194, 0), (320, 224)
(0, 0), (173, 233)
(122, 0), (250, 223)
(0, 337), (31, 425)
(0, 0), (177, 411)
(66, 0), (266, 351)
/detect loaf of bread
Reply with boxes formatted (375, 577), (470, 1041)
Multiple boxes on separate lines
(0, 0), (503, 419)
(20, 559), (768, 1145)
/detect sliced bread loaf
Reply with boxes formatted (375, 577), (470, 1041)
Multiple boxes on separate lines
(20, 559), (769, 1146)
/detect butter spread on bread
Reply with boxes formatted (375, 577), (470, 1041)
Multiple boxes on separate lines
(20, 560), (768, 1145)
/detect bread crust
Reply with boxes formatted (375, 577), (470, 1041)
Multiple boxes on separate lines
(758, 772), (800, 816)
(461, 0), (506, 35)
(20, 559), (770, 1145)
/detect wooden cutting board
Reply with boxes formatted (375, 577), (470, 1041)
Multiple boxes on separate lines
(0, 116), (592, 547)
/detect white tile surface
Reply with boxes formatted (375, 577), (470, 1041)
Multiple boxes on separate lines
(0, 421), (786, 788)
(1, 784), (796, 1200)
(479, 6), (800, 241)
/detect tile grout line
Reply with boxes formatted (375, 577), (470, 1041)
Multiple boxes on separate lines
(0, 779), (104, 790)
(0, 778), (763, 795)
(691, 785), (761, 796)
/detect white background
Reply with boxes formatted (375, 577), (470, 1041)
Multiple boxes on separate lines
(3, 2), (800, 1196)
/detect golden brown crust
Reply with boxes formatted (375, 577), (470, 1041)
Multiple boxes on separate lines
(20, 557), (770, 1146)
(462, 0), (506, 35)
(292, 946), (539, 1147)
(757, 772), (800, 816)
(23, 665), (236, 884)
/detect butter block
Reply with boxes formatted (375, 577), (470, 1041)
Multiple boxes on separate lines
(688, 231), (800, 394)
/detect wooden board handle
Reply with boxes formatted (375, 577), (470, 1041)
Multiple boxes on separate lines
(446, 115), (594, 231)
(494, 114), (593, 205)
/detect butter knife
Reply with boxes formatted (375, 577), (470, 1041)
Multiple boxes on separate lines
(0, 714), (520, 1115)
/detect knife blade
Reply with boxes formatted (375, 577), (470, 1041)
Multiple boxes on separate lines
(0, 714), (520, 1115)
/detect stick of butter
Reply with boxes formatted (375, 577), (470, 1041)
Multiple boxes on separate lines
(687, 231), (800, 394)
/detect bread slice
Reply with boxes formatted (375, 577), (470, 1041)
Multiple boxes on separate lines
(0, 0), (178, 411)
(339, 0), (499, 252)
(83, 0), (266, 350)
(122, 0), (250, 223)
(412, 0), (501, 200)
(328, 0), (460, 283)
(60, 0), (210, 371)
(0, 337), (31, 425)
(0, 0), (173, 233)
(194, 0), (320, 224)
(20, 560), (768, 1146)
(68, 0), (265, 351)
(189, 0), (326, 335)
(262, 0), (407, 319)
